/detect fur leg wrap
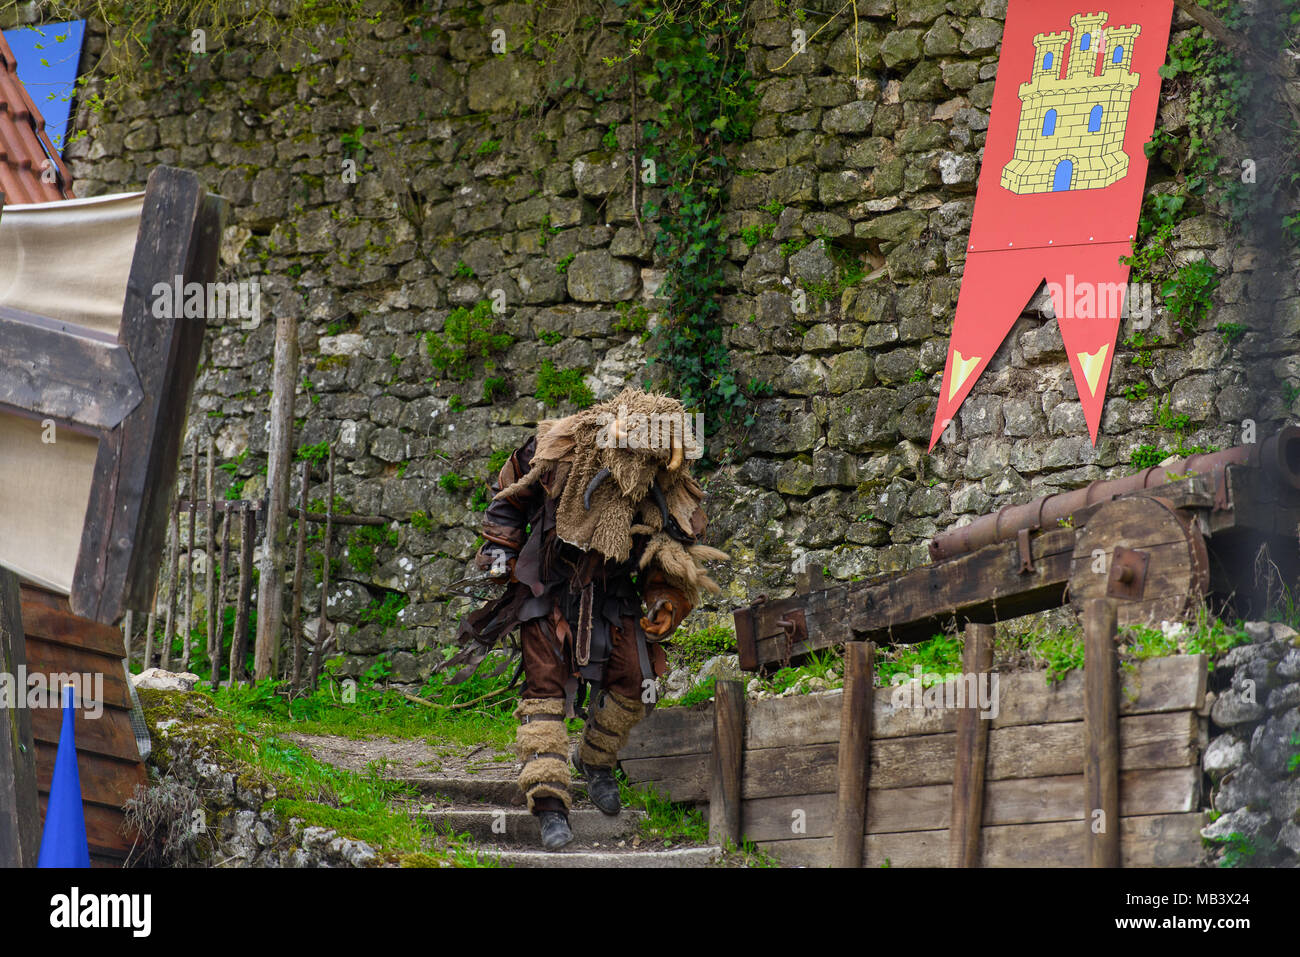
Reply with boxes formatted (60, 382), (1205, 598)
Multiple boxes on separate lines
(514, 697), (572, 812)
(579, 689), (646, 768)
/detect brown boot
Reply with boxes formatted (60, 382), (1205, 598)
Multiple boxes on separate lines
(577, 689), (645, 814)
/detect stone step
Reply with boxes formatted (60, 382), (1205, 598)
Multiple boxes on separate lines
(399, 774), (523, 806)
(420, 807), (643, 845)
(482, 845), (723, 868)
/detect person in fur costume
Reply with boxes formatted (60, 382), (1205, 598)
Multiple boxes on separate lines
(440, 387), (727, 849)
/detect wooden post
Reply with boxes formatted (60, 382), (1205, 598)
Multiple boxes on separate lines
(160, 504), (179, 670)
(948, 622), (995, 868)
(183, 442), (198, 668)
(290, 460), (309, 692)
(213, 505), (231, 691)
(708, 679), (745, 848)
(1084, 597), (1121, 868)
(143, 600), (157, 671)
(122, 609), (133, 667)
(205, 437), (217, 687)
(310, 447), (335, 691)
(833, 640), (875, 868)
(0, 568), (40, 867)
(255, 310), (299, 681)
(231, 505), (255, 682)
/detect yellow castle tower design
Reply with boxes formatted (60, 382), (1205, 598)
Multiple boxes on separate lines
(1001, 12), (1142, 195)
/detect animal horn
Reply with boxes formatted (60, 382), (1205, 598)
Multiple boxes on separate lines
(667, 431), (684, 471)
(583, 467), (612, 510)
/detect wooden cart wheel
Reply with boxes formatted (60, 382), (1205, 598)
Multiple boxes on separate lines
(1068, 496), (1208, 627)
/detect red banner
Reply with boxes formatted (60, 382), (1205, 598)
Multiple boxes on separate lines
(930, 0), (1175, 450)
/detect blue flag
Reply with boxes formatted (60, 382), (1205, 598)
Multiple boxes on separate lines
(37, 684), (90, 868)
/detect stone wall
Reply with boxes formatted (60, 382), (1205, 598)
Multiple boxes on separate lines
(1202, 621), (1300, 866)
(14, 0), (1294, 680)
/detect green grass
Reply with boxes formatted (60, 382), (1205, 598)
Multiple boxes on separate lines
(876, 633), (964, 687)
(207, 657), (521, 751)
(617, 776), (710, 844)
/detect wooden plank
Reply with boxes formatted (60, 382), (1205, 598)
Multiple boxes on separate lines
(38, 795), (134, 862)
(0, 567), (39, 867)
(620, 752), (710, 804)
(739, 711), (1200, 799)
(34, 743), (145, 810)
(0, 303), (143, 429)
(1084, 598), (1121, 867)
(73, 168), (223, 623)
(623, 702), (712, 759)
(708, 680), (744, 846)
(30, 703), (142, 765)
(948, 622), (993, 867)
(18, 593), (132, 657)
(741, 653), (1206, 748)
(745, 528), (1077, 669)
(759, 812), (1206, 868)
(739, 766), (1200, 841)
(832, 641), (873, 867)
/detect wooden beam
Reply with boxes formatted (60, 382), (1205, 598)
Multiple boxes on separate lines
(255, 309), (299, 680)
(948, 623), (994, 867)
(73, 168), (225, 622)
(741, 527), (1076, 671)
(0, 304), (142, 429)
(0, 568), (39, 867)
(708, 679), (744, 848)
(1084, 598), (1121, 868)
(833, 640), (874, 868)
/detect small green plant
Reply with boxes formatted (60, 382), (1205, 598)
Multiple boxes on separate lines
(481, 376), (509, 403)
(538, 330), (564, 345)
(740, 222), (776, 247)
(410, 510), (434, 533)
(359, 591), (409, 635)
(1216, 321), (1245, 344)
(439, 472), (467, 494)
(425, 300), (514, 382)
(1162, 259), (1219, 335)
(1129, 444), (1166, 471)
(555, 252), (576, 274)
(908, 368), (928, 383)
(295, 441), (330, 467)
(876, 633), (964, 688)
(448, 394), (465, 413)
(346, 524), (399, 576)
(535, 359), (594, 409)
(474, 139), (500, 156)
(1037, 630), (1086, 684)
(453, 260), (475, 278)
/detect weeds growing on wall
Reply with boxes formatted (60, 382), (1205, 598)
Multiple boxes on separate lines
(617, 0), (764, 437)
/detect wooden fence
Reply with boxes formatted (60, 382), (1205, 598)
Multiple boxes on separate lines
(123, 436), (384, 693)
(623, 602), (1209, 867)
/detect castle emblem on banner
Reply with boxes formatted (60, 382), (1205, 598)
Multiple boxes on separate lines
(1001, 12), (1142, 195)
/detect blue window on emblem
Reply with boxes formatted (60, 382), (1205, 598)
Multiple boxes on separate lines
(1088, 105), (1103, 132)
(1043, 52), (1053, 71)
(1042, 109), (1057, 136)
(1081, 33), (1091, 51)
(1113, 46), (1124, 64)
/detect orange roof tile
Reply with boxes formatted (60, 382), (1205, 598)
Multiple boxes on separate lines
(0, 29), (74, 205)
